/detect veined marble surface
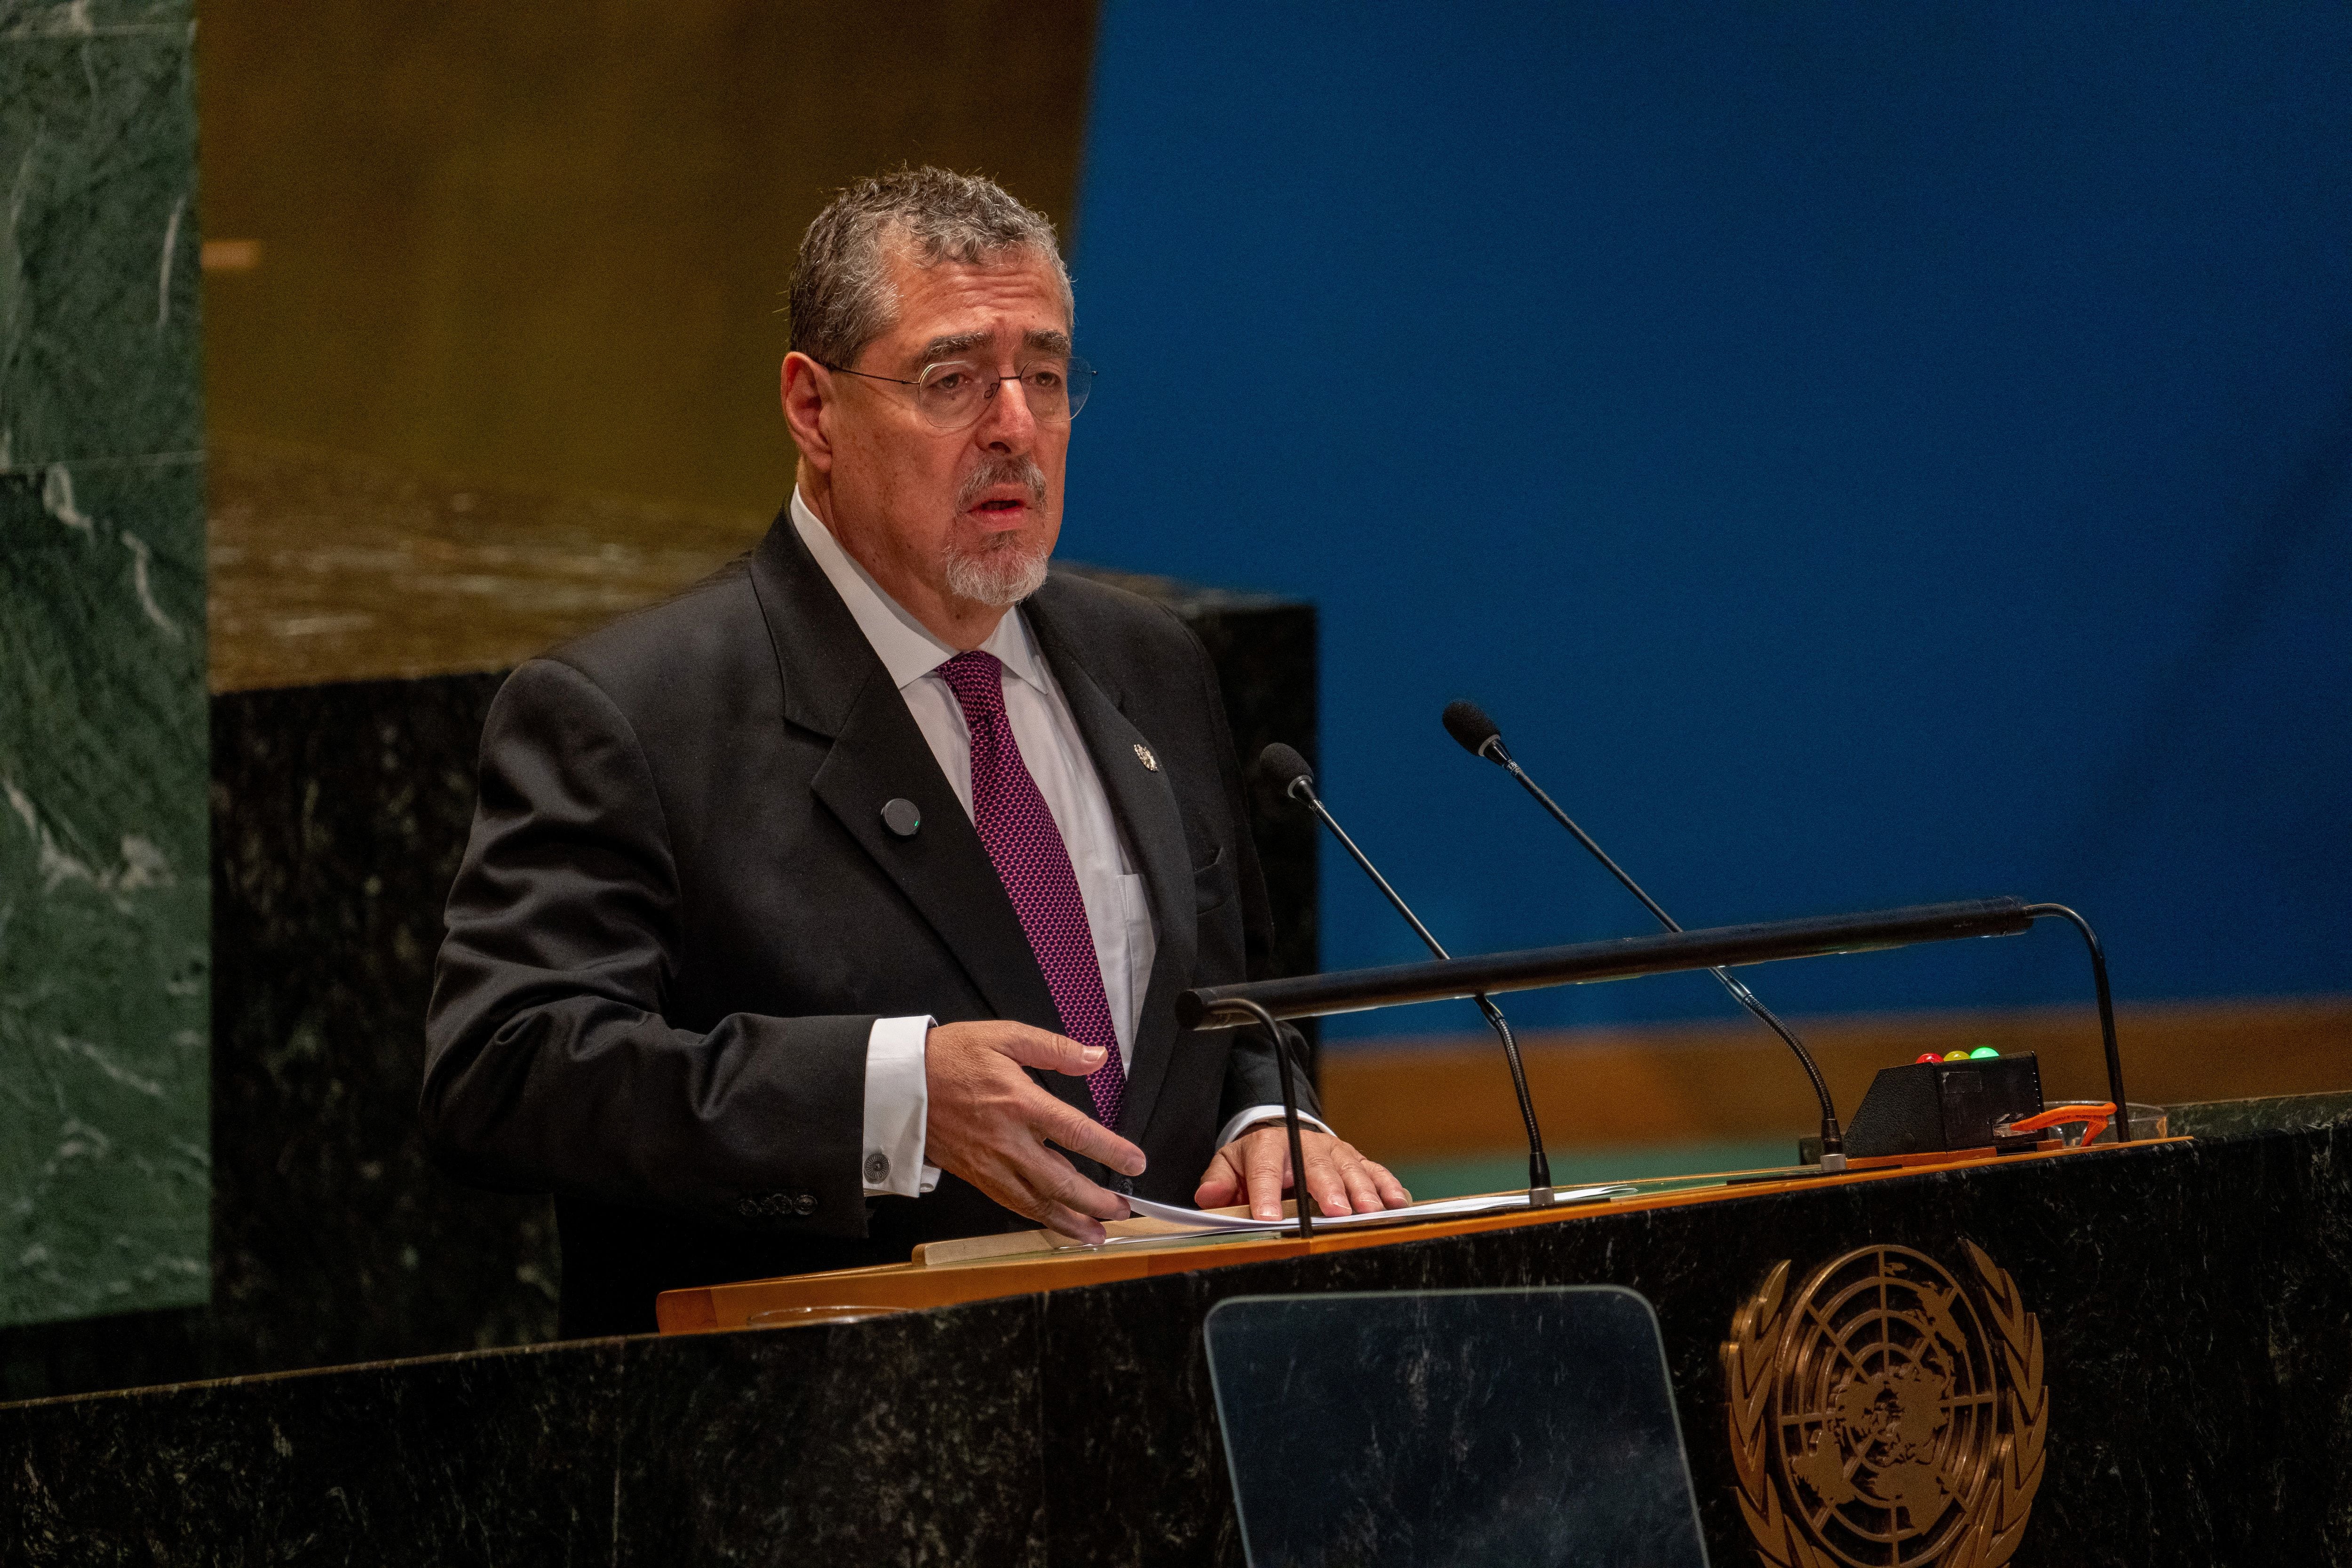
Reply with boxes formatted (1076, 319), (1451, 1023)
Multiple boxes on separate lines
(206, 443), (769, 692)
(0, 3), (209, 1326)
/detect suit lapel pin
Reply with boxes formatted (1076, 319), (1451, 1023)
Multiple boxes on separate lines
(1133, 743), (1160, 772)
(880, 797), (922, 838)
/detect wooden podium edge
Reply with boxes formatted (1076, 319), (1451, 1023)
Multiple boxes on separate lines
(653, 1138), (2189, 1334)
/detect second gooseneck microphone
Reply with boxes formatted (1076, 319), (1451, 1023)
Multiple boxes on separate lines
(1441, 701), (1848, 1172)
(1257, 743), (1557, 1205)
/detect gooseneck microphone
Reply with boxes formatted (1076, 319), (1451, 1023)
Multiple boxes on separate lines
(1257, 743), (1557, 1205)
(1440, 701), (1848, 1172)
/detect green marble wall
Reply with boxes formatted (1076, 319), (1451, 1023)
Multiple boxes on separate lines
(0, 0), (209, 1327)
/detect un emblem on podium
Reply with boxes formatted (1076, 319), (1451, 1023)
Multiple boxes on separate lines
(1722, 1242), (2048, 1568)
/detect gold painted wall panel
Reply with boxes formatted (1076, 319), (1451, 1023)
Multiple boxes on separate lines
(195, 1), (1099, 519)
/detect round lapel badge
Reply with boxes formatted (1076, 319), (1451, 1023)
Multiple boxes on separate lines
(880, 797), (922, 837)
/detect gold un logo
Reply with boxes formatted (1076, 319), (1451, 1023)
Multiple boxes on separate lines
(1722, 1243), (2048, 1568)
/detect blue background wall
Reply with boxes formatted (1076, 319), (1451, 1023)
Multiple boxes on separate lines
(1062, 2), (2352, 1042)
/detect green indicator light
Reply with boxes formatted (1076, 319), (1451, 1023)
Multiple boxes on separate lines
(1969, 1046), (2000, 1059)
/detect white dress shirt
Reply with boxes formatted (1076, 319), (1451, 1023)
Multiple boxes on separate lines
(787, 493), (1324, 1200)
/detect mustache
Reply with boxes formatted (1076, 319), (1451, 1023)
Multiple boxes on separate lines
(955, 455), (1049, 513)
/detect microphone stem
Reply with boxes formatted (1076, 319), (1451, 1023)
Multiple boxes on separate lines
(1494, 752), (1844, 1163)
(2023, 903), (2130, 1143)
(1299, 790), (1449, 959)
(1495, 753), (1680, 932)
(1473, 999), (1554, 1193)
(1224, 996), (1316, 1239)
(1297, 786), (1556, 1198)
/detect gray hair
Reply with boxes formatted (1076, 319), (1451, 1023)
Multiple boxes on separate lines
(788, 167), (1073, 370)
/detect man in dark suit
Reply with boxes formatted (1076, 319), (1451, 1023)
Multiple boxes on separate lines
(423, 168), (1407, 1335)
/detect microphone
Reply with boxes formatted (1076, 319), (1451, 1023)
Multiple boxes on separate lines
(1441, 700), (1848, 1172)
(1257, 742), (1557, 1205)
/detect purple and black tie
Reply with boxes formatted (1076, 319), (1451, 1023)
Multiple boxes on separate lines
(936, 650), (1127, 1129)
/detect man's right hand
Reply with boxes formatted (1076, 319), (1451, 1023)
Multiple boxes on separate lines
(923, 1021), (1146, 1245)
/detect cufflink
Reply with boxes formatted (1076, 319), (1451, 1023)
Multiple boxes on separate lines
(881, 798), (921, 837)
(863, 1151), (891, 1186)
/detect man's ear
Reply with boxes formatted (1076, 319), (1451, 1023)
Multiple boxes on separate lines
(781, 351), (834, 474)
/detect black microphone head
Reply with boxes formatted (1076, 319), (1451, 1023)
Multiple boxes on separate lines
(1442, 699), (1508, 764)
(1256, 742), (1317, 798)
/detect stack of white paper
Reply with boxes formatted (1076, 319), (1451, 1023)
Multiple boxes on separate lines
(1121, 1186), (1635, 1234)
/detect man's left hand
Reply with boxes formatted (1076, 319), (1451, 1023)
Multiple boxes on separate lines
(1194, 1126), (1412, 1221)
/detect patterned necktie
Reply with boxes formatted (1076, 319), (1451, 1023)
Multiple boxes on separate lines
(936, 650), (1127, 1129)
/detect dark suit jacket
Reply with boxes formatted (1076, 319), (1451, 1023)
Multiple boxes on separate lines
(422, 509), (1312, 1335)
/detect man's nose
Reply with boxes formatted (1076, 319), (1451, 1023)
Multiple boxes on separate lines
(975, 374), (1039, 452)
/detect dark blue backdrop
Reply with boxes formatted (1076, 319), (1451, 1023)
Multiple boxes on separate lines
(1061, 2), (2352, 1042)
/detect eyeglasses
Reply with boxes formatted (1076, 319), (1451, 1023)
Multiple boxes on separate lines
(818, 355), (1096, 430)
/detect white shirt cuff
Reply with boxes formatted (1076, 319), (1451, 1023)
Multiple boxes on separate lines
(862, 1015), (942, 1198)
(1216, 1103), (1335, 1151)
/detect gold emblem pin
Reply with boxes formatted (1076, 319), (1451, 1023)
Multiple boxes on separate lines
(1133, 743), (1159, 772)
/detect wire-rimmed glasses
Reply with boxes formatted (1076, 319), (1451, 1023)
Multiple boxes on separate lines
(818, 355), (1096, 430)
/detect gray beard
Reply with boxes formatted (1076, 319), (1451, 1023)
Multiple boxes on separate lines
(946, 454), (1053, 605)
(943, 537), (1050, 606)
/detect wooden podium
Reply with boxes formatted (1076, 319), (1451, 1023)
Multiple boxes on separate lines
(654, 1139), (2145, 1332)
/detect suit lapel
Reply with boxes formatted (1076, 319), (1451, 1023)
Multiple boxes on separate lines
(807, 675), (1065, 1034)
(747, 517), (1061, 1036)
(1025, 586), (1199, 1144)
